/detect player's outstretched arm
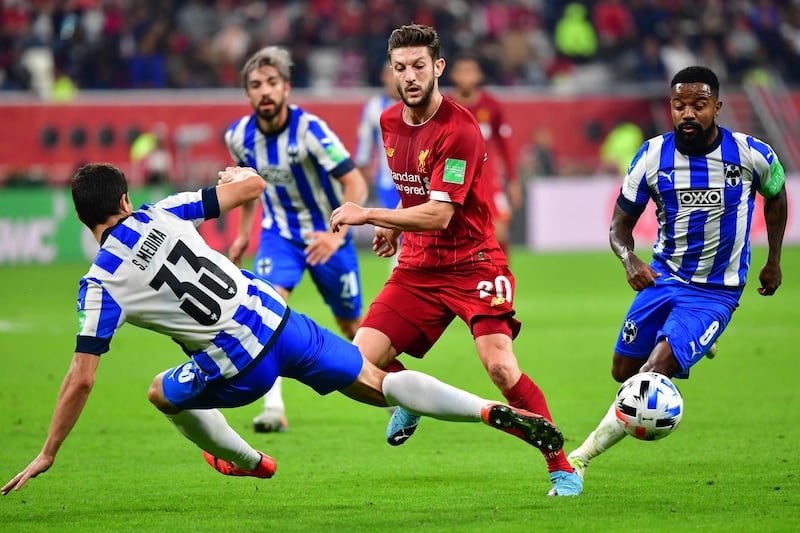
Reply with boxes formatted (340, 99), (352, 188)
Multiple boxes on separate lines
(2, 352), (100, 495)
(331, 200), (455, 233)
(215, 166), (265, 266)
(758, 185), (787, 296)
(215, 166), (266, 216)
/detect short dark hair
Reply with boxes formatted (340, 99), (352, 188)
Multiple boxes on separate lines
(387, 23), (440, 61)
(670, 66), (720, 98)
(71, 163), (129, 229)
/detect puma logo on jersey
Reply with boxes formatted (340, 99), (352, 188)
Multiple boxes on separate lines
(657, 170), (675, 183)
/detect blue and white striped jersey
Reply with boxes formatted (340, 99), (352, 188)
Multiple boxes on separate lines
(76, 189), (289, 381)
(619, 126), (786, 288)
(224, 105), (356, 245)
(354, 93), (395, 193)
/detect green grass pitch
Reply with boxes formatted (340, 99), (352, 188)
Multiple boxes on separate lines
(1, 247), (798, 532)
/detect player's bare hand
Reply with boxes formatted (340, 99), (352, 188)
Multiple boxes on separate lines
(622, 253), (661, 291)
(228, 236), (249, 268)
(373, 227), (400, 257)
(218, 166), (258, 185)
(757, 262), (782, 296)
(304, 231), (344, 266)
(2, 453), (54, 495)
(330, 202), (368, 232)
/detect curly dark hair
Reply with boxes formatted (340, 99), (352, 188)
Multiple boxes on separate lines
(670, 66), (720, 98)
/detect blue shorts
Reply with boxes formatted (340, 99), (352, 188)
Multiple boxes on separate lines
(253, 228), (362, 320)
(614, 265), (742, 376)
(162, 310), (364, 409)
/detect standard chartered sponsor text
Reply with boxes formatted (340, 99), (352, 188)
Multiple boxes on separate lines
(392, 171), (427, 196)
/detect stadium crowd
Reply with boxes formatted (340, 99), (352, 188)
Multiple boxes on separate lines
(2, 0), (800, 95)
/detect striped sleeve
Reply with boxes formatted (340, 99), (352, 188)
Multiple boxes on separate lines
(75, 277), (125, 355)
(304, 113), (354, 177)
(616, 139), (653, 216)
(154, 189), (218, 226)
(225, 117), (249, 165)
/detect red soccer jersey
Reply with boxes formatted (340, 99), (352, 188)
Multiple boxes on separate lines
(380, 96), (505, 270)
(455, 90), (518, 191)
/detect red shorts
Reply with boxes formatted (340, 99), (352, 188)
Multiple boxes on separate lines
(361, 264), (521, 358)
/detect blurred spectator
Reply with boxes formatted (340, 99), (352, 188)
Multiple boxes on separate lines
(632, 35), (667, 82)
(129, 123), (173, 187)
(598, 121), (644, 177)
(553, 3), (597, 64)
(592, 0), (634, 61)
(660, 33), (697, 78)
(518, 129), (557, 180)
(2, 0), (800, 93)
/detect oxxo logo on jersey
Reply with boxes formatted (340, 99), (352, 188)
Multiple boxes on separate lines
(677, 188), (723, 208)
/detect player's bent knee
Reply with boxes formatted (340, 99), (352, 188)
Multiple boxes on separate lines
(611, 355), (640, 383)
(147, 372), (179, 414)
(485, 360), (521, 390)
(611, 366), (635, 383)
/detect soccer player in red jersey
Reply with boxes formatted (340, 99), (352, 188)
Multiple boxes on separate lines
(449, 54), (522, 258)
(330, 23), (581, 497)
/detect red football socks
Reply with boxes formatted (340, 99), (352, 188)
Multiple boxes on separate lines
(503, 373), (573, 473)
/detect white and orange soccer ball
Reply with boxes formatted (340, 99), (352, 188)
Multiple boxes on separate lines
(615, 372), (683, 441)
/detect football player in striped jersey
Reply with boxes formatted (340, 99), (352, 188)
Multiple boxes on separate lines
(2, 163), (563, 495)
(567, 66), (787, 484)
(224, 46), (369, 433)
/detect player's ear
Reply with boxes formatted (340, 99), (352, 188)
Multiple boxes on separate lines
(119, 192), (132, 214)
(434, 57), (445, 78)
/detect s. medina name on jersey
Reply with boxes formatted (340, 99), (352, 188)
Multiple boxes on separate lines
(224, 105), (356, 245)
(131, 227), (167, 270)
(76, 188), (289, 382)
(618, 125), (786, 288)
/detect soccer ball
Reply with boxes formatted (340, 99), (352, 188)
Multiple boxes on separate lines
(614, 372), (683, 441)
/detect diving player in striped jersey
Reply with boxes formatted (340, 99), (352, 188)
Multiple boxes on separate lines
(224, 46), (369, 433)
(567, 66), (787, 485)
(2, 163), (563, 495)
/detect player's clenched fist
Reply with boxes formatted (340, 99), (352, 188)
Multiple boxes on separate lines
(218, 166), (259, 185)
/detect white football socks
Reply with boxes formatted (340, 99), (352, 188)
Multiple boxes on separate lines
(381, 370), (486, 422)
(262, 376), (285, 412)
(166, 409), (261, 470)
(571, 403), (627, 461)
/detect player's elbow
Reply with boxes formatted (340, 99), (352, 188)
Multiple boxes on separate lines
(426, 202), (455, 230)
(429, 213), (452, 231)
